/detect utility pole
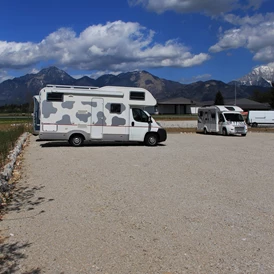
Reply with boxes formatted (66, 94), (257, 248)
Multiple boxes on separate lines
(234, 82), (236, 105)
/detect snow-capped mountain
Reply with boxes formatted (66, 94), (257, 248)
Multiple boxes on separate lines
(237, 66), (274, 87)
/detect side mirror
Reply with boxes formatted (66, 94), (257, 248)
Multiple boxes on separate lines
(148, 116), (152, 123)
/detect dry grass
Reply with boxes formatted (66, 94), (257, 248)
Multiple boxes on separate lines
(0, 123), (31, 168)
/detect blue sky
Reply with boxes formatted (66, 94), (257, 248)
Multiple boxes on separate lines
(0, 0), (273, 84)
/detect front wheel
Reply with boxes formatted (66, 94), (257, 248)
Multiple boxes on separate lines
(241, 133), (247, 137)
(203, 128), (207, 134)
(252, 122), (258, 128)
(222, 128), (228, 136)
(69, 134), (84, 147)
(144, 133), (158, 146)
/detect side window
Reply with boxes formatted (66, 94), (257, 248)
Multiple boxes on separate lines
(219, 114), (224, 122)
(211, 113), (216, 119)
(198, 111), (203, 117)
(204, 111), (208, 121)
(132, 108), (148, 123)
(130, 92), (145, 100)
(47, 92), (63, 102)
(110, 104), (121, 114)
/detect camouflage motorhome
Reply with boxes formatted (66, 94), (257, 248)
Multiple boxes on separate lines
(36, 85), (167, 146)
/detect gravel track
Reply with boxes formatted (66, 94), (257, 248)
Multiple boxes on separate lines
(1, 133), (274, 273)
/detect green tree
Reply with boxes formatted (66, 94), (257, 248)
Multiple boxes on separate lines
(214, 90), (224, 105)
(250, 89), (271, 103)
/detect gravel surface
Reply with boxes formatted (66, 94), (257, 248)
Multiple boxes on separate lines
(157, 120), (197, 128)
(1, 133), (274, 273)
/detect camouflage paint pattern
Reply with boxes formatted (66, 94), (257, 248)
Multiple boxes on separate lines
(42, 101), (57, 118)
(82, 101), (97, 107)
(112, 117), (126, 126)
(94, 111), (107, 126)
(56, 115), (72, 125)
(76, 112), (92, 123)
(62, 101), (75, 109)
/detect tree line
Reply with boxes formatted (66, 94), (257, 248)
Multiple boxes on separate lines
(215, 83), (274, 108)
(0, 103), (33, 114)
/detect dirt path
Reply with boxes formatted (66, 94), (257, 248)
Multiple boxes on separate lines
(1, 133), (274, 273)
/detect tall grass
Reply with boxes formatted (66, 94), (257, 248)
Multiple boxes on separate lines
(0, 125), (26, 167)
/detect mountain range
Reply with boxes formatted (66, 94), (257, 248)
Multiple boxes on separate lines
(0, 66), (272, 106)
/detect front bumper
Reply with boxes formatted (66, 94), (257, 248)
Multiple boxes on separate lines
(158, 128), (167, 142)
(228, 126), (248, 135)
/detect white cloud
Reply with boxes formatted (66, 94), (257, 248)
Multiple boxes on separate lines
(209, 13), (274, 63)
(0, 69), (13, 83)
(30, 68), (39, 74)
(267, 62), (274, 69)
(0, 21), (210, 71)
(128, 0), (263, 15)
(0, 41), (42, 69)
(254, 46), (274, 62)
(90, 70), (123, 79)
(180, 73), (212, 83)
(223, 13), (274, 26)
(71, 74), (87, 79)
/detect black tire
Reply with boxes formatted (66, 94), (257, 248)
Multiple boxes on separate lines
(69, 134), (84, 147)
(144, 133), (158, 146)
(241, 133), (247, 137)
(222, 128), (227, 136)
(252, 122), (258, 128)
(203, 128), (207, 134)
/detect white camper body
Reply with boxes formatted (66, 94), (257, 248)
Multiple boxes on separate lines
(37, 85), (166, 146)
(247, 110), (274, 127)
(197, 105), (248, 136)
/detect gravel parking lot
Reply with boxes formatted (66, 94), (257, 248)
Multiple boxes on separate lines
(2, 133), (274, 273)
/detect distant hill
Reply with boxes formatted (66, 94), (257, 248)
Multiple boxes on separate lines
(0, 66), (270, 106)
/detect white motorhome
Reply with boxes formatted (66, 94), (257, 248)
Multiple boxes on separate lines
(247, 110), (274, 127)
(197, 105), (248, 136)
(33, 95), (40, 135)
(36, 85), (167, 146)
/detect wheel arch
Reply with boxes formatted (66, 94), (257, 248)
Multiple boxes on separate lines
(144, 131), (159, 142)
(67, 130), (89, 141)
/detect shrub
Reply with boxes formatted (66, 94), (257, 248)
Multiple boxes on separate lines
(0, 125), (25, 167)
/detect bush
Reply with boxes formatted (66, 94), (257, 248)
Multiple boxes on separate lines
(0, 125), (25, 167)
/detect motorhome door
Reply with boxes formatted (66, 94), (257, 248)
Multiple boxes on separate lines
(91, 98), (104, 139)
(129, 108), (149, 141)
(209, 110), (218, 132)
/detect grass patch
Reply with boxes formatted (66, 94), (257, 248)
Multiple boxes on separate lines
(0, 123), (30, 168)
(153, 115), (198, 121)
(0, 117), (32, 124)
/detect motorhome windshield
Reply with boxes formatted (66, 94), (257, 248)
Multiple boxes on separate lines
(224, 113), (244, 122)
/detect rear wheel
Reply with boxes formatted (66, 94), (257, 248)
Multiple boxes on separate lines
(222, 128), (227, 136)
(252, 122), (258, 127)
(69, 134), (84, 147)
(203, 127), (207, 134)
(144, 133), (158, 146)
